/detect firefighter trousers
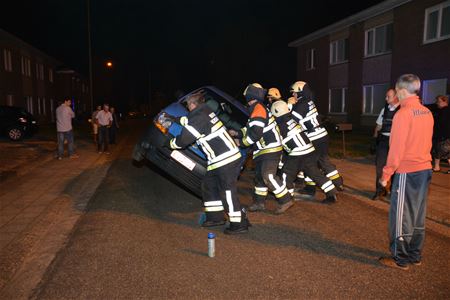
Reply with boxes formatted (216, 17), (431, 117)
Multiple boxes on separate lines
(202, 159), (243, 224)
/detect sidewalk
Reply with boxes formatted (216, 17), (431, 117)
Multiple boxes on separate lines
(0, 132), (128, 298)
(333, 157), (450, 226)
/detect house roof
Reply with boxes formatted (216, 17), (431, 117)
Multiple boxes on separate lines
(288, 0), (411, 47)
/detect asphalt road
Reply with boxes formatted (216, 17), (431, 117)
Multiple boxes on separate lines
(34, 123), (450, 299)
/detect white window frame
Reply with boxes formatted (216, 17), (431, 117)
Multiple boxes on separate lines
(37, 97), (42, 115)
(26, 96), (33, 114)
(423, 1), (450, 44)
(422, 78), (448, 104)
(22, 57), (31, 76)
(3, 49), (12, 71)
(330, 38), (348, 65)
(6, 95), (14, 106)
(364, 22), (393, 57)
(362, 83), (390, 115)
(328, 88), (347, 114)
(306, 48), (316, 70)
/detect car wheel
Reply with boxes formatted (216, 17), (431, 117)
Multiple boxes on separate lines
(8, 127), (23, 141)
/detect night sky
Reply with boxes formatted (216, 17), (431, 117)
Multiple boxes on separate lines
(1, 0), (384, 110)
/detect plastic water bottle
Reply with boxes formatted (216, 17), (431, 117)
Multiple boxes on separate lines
(208, 232), (216, 257)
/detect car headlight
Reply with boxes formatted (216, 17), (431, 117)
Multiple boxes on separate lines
(31, 120), (37, 124)
(19, 117), (27, 123)
(153, 112), (172, 134)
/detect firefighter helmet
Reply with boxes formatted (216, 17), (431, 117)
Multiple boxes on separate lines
(243, 83), (266, 102)
(271, 100), (290, 117)
(267, 88), (281, 100)
(243, 83), (263, 96)
(290, 81), (307, 93)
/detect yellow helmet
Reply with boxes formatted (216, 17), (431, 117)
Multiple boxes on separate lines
(271, 100), (290, 117)
(267, 87), (281, 100)
(243, 83), (263, 96)
(290, 81), (307, 93)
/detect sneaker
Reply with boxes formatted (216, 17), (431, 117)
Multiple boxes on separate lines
(69, 154), (79, 159)
(378, 257), (409, 270)
(248, 202), (266, 212)
(409, 260), (422, 266)
(274, 200), (294, 214)
(57, 156), (62, 160)
(98, 151), (103, 154)
(322, 195), (337, 205)
(201, 220), (226, 227)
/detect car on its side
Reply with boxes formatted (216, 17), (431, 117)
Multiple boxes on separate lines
(0, 106), (38, 141)
(133, 86), (249, 197)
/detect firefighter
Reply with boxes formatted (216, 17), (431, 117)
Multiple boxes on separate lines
(230, 83), (294, 214)
(271, 101), (337, 203)
(166, 94), (250, 234)
(289, 81), (344, 200)
(267, 87), (282, 106)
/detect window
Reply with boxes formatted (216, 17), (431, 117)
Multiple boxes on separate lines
(21, 56), (31, 76)
(6, 95), (14, 106)
(365, 23), (393, 56)
(329, 88), (347, 113)
(330, 38), (349, 64)
(306, 48), (315, 70)
(49, 68), (53, 82)
(363, 83), (390, 115)
(424, 1), (450, 43)
(3, 49), (12, 71)
(42, 97), (46, 115)
(422, 78), (448, 104)
(40, 64), (44, 80)
(26, 96), (33, 114)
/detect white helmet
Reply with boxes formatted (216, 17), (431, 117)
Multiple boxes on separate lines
(290, 81), (307, 93)
(271, 100), (290, 117)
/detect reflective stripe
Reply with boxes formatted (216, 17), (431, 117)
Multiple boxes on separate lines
(184, 123), (203, 139)
(297, 171), (304, 178)
(288, 146), (315, 156)
(204, 206), (224, 212)
(274, 188), (288, 199)
(288, 189), (294, 195)
(207, 152), (241, 171)
(205, 200), (223, 207)
(253, 146), (283, 159)
(170, 139), (182, 149)
(306, 128), (327, 141)
(229, 216), (242, 222)
(304, 177), (313, 182)
(330, 174), (340, 180)
(255, 186), (268, 192)
(321, 181), (335, 193)
(180, 116), (188, 126)
(228, 211), (241, 217)
(326, 170), (338, 177)
(249, 120), (265, 127)
(211, 121), (223, 132)
(245, 135), (254, 145)
(268, 173), (286, 195)
(306, 107), (318, 117)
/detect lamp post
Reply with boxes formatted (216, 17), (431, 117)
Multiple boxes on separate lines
(87, 0), (94, 112)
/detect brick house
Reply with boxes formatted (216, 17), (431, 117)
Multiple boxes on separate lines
(288, 0), (450, 128)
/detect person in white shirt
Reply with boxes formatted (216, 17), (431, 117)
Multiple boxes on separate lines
(95, 103), (113, 154)
(372, 89), (399, 200)
(91, 105), (102, 144)
(55, 99), (78, 160)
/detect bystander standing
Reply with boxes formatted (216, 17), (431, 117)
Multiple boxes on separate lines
(432, 95), (450, 174)
(95, 104), (113, 154)
(109, 106), (120, 144)
(55, 99), (78, 160)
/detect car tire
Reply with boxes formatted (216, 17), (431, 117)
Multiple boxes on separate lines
(8, 127), (24, 141)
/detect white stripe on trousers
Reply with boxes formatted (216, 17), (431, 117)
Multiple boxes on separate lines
(396, 173), (407, 241)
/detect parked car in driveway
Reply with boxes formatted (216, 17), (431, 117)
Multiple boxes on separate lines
(0, 106), (38, 141)
(133, 86), (249, 197)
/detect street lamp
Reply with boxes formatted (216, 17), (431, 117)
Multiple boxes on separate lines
(106, 61), (113, 68)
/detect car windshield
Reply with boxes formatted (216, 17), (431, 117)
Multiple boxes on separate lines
(181, 89), (248, 130)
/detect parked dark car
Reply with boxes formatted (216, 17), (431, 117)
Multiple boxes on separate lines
(0, 106), (38, 141)
(133, 86), (249, 197)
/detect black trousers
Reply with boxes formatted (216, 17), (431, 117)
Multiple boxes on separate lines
(375, 135), (390, 194)
(109, 125), (118, 144)
(253, 153), (290, 204)
(98, 126), (110, 152)
(307, 135), (343, 188)
(202, 159), (243, 224)
(283, 152), (336, 196)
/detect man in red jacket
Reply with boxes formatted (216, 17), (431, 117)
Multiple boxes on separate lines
(379, 74), (434, 270)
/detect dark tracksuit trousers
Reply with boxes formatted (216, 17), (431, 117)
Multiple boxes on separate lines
(283, 152), (336, 197)
(202, 159), (243, 224)
(389, 169), (432, 266)
(98, 126), (110, 152)
(375, 135), (390, 194)
(253, 152), (291, 205)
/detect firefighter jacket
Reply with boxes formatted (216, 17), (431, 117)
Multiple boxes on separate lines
(290, 100), (328, 142)
(169, 103), (241, 171)
(237, 102), (283, 159)
(275, 113), (315, 156)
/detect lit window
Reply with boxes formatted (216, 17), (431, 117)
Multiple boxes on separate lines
(3, 49), (12, 71)
(6, 95), (14, 106)
(424, 1), (450, 43)
(363, 83), (390, 115)
(365, 23), (393, 57)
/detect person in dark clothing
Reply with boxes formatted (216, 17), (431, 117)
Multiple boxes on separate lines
(229, 83), (294, 214)
(271, 101), (337, 204)
(167, 94), (250, 234)
(109, 106), (120, 144)
(432, 95), (450, 173)
(289, 81), (344, 200)
(372, 89), (400, 200)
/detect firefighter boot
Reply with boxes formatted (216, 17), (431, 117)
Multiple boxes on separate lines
(321, 193), (337, 205)
(224, 209), (250, 235)
(294, 184), (316, 201)
(248, 201), (266, 212)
